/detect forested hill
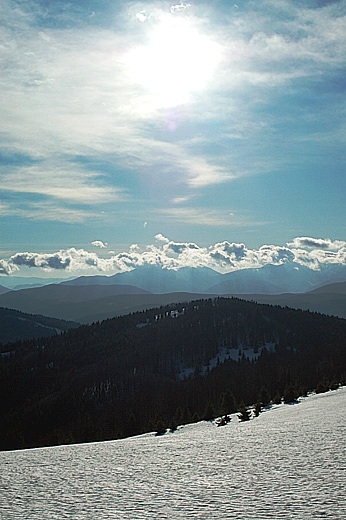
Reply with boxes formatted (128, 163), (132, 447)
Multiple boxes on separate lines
(0, 307), (79, 344)
(1, 297), (346, 450)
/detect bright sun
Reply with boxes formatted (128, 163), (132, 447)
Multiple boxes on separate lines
(126, 14), (221, 108)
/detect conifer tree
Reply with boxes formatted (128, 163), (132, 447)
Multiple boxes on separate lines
(259, 386), (271, 407)
(155, 419), (166, 436)
(125, 413), (141, 438)
(316, 380), (328, 394)
(168, 416), (177, 433)
(191, 411), (200, 424)
(273, 393), (282, 405)
(254, 401), (261, 417)
(203, 401), (216, 421)
(238, 401), (251, 421)
(219, 389), (237, 416)
(283, 384), (298, 403)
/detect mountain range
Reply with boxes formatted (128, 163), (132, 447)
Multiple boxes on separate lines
(207, 262), (346, 295)
(61, 265), (223, 293)
(60, 262), (346, 295)
(0, 264), (346, 330)
(0, 263), (346, 326)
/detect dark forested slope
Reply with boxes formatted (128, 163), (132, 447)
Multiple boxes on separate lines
(1, 298), (345, 450)
(0, 307), (79, 344)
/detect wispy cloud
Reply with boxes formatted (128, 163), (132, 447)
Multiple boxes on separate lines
(0, 200), (98, 223)
(1, 162), (125, 204)
(1, 0), (345, 239)
(2, 1), (343, 167)
(153, 207), (264, 227)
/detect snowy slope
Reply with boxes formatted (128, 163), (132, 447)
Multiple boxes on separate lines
(1, 387), (345, 519)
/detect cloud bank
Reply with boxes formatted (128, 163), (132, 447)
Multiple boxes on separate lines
(1, 236), (345, 276)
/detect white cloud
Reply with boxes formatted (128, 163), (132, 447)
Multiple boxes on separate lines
(172, 196), (192, 204)
(2, 236), (345, 276)
(91, 240), (108, 249)
(155, 234), (170, 243)
(287, 237), (346, 251)
(1, 3), (229, 187)
(170, 3), (191, 13)
(154, 207), (266, 228)
(1, 162), (125, 205)
(10, 251), (71, 270)
(0, 259), (16, 276)
(208, 241), (258, 270)
(3, 0), (344, 210)
(1, 0), (345, 234)
(136, 11), (149, 23)
(257, 245), (295, 265)
(7, 248), (132, 274)
(4, 201), (98, 224)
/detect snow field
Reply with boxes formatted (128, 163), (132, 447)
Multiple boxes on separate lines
(1, 387), (345, 519)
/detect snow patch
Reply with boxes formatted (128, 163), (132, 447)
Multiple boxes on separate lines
(178, 342), (276, 379)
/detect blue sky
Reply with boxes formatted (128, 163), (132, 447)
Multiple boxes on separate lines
(0, 0), (345, 276)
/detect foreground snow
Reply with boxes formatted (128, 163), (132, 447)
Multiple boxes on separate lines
(1, 388), (345, 519)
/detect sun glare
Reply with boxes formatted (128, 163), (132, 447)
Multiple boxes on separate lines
(127, 14), (221, 108)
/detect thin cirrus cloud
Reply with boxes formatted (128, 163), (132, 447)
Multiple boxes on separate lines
(1, 163), (125, 204)
(2, 3), (344, 162)
(1, 236), (345, 276)
(1, 4), (223, 158)
(153, 207), (263, 228)
(0, 0), (345, 249)
(0, 200), (97, 224)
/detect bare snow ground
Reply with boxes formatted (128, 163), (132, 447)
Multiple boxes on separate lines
(1, 388), (346, 519)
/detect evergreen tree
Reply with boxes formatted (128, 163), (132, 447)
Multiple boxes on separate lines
(216, 415), (231, 427)
(155, 419), (166, 436)
(203, 401), (216, 421)
(173, 405), (185, 426)
(273, 393), (282, 405)
(283, 384), (298, 404)
(218, 389), (237, 416)
(253, 401), (261, 417)
(191, 411), (200, 424)
(259, 386), (271, 407)
(316, 380), (328, 394)
(238, 401), (251, 422)
(329, 380), (339, 391)
(168, 417), (177, 433)
(125, 413), (141, 438)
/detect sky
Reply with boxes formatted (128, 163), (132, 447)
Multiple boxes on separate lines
(0, 0), (345, 277)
